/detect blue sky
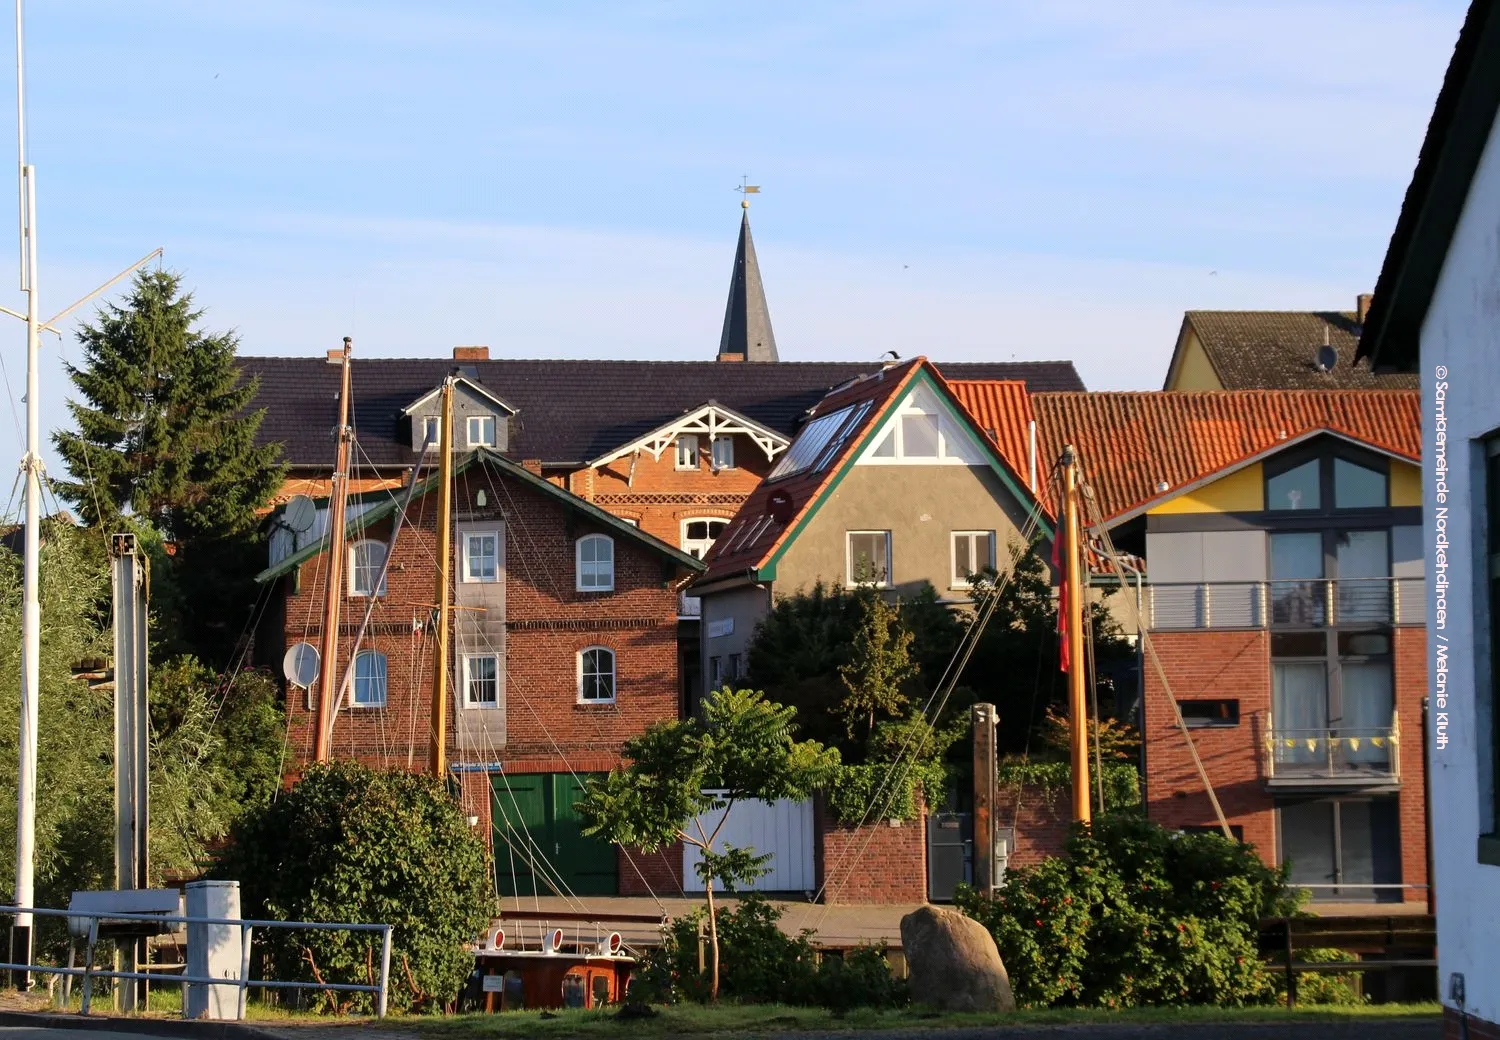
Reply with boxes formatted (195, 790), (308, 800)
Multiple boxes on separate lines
(0, 0), (1468, 498)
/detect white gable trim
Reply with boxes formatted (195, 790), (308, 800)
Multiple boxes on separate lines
(587, 402), (790, 468)
(855, 383), (987, 466)
(402, 377), (516, 417)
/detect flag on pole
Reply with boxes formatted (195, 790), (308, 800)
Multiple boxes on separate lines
(1052, 532), (1069, 673)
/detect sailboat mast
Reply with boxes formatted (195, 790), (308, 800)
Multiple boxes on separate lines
(11, 0), (39, 984)
(429, 379), (453, 777)
(314, 337), (354, 761)
(1061, 445), (1092, 824)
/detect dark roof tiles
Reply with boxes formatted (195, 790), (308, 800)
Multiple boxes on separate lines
(1181, 311), (1418, 391)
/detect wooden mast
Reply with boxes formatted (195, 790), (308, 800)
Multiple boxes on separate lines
(429, 378), (454, 777)
(1061, 445), (1092, 824)
(315, 337), (355, 762)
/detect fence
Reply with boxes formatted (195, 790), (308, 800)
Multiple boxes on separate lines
(0, 905), (393, 1019)
(1145, 576), (1424, 630)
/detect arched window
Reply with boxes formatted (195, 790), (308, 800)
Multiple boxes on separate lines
(352, 650), (388, 707)
(349, 540), (387, 597)
(578, 647), (616, 703)
(575, 534), (614, 592)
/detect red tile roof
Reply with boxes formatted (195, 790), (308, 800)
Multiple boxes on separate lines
(948, 380), (1036, 483)
(1028, 390), (1420, 521)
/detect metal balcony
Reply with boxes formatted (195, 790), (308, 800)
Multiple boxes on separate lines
(1144, 577), (1423, 631)
(1262, 709), (1401, 788)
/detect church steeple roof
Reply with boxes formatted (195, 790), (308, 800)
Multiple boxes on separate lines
(717, 205), (779, 362)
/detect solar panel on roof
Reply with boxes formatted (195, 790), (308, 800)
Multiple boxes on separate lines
(767, 401), (872, 482)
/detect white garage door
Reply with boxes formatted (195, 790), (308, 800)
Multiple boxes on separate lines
(683, 794), (815, 893)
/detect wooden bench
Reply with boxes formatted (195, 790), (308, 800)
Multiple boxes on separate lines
(1258, 915), (1436, 1007)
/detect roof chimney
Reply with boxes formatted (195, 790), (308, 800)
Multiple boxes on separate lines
(1356, 294), (1373, 324)
(325, 349), (342, 364)
(453, 345), (490, 361)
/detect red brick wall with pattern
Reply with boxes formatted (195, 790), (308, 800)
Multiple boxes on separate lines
(1143, 626), (1429, 903)
(815, 798), (927, 904)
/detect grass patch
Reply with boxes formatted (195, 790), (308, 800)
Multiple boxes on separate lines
(403, 1001), (1443, 1038)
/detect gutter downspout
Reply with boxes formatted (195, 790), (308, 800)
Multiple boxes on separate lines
(1028, 420), (1038, 493)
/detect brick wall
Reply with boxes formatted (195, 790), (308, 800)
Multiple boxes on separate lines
(1446, 1008), (1500, 1039)
(815, 797), (927, 904)
(996, 781), (1073, 868)
(619, 843), (685, 896)
(1393, 626), (1430, 904)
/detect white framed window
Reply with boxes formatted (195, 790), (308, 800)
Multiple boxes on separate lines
(463, 530), (500, 583)
(352, 650), (388, 708)
(951, 531), (996, 587)
(681, 517), (729, 560)
(576, 534), (615, 592)
(676, 435), (700, 470)
(710, 436), (735, 470)
(421, 416), (440, 450)
(578, 647), (616, 703)
(860, 385), (983, 465)
(709, 656), (723, 689)
(349, 540), (388, 597)
(847, 531), (891, 587)
(464, 654), (499, 707)
(468, 414), (496, 448)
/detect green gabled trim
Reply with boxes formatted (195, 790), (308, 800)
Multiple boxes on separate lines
(758, 366), (1054, 583)
(256, 448), (703, 584)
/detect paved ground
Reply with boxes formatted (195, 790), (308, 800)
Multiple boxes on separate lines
(511, 895), (1429, 949)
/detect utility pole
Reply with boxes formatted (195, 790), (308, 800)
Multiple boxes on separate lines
(429, 379), (454, 777)
(8, 0), (162, 985)
(971, 703), (998, 894)
(315, 337), (354, 761)
(1061, 446), (1092, 824)
(111, 533), (149, 1010)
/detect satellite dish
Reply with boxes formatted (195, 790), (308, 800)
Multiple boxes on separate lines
(283, 642), (320, 688)
(1314, 345), (1337, 373)
(283, 494), (317, 534)
(767, 489), (796, 524)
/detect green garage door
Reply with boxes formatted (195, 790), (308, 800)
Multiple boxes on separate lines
(492, 772), (617, 897)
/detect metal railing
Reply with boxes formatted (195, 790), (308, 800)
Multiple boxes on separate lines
(1145, 576), (1423, 630)
(0, 905), (393, 1019)
(1263, 710), (1401, 781)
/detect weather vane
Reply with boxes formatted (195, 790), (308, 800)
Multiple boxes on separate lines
(735, 175), (760, 209)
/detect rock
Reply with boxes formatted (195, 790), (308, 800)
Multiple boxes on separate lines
(899, 904), (1016, 1012)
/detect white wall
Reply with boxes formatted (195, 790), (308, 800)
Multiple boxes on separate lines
(1421, 101), (1500, 1022)
(683, 795), (816, 893)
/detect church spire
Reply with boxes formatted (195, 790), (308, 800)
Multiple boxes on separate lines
(717, 192), (778, 363)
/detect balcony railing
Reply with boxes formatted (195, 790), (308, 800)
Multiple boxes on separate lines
(1262, 709), (1400, 784)
(1144, 577), (1423, 630)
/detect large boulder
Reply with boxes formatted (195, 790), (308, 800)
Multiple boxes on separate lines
(899, 904), (1016, 1012)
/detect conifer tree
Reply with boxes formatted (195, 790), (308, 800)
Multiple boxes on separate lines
(52, 269), (283, 542)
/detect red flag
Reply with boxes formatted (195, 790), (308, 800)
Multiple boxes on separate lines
(1052, 532), (1069, 673)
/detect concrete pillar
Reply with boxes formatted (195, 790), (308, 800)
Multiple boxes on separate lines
(185, 880), (243, 1021)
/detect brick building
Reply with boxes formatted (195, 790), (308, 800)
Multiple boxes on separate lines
(257, 446), (704, 897)
(956, 386), (1426, 905)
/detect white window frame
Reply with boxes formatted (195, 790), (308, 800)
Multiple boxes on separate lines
(463, 653), (500, 708)
(351, 650), (388, 708)
(462, 530), (501, 584)
(846, 530), (892, 588)
(676, 434), (701, 470)
(951, 530), (996, 588)
(577, 646), (616, 703)
(860, 386), (983, 466)
(420, 415), (440, 451)
(680, 517), (730, 560)
(710, 435), (735, 470)
(575, 533), (615, 592)
(348, 540), (388, 598)
(468, 414), (496, 448)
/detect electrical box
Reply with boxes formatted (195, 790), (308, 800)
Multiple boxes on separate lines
(185, 880), (243, 1021)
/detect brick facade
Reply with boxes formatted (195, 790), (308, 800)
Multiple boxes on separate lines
(996, 782), (1073, 869)
(814, 798), (928, 905)
(1445, 1009), (1500, 1040)
(272, 462), (690, 889)
(1143, 626), (1429, 905)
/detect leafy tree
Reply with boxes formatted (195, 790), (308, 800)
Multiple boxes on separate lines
(577, 688), (840, 1002)
(836, 590), (916, 742)
(52, 270), (285, 665)
(216, 761), (494, 1013)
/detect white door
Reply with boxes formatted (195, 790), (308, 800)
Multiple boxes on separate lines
(683, 793), (815, 892)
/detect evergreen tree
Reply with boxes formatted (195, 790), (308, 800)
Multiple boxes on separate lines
(53, 269), (284, 542)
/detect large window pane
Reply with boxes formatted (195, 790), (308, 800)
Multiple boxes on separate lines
(1270, 532), (1324, 624)
(848, 532), (890, 585)
(1273, 662), (1328, 760)
(1280, 800), (1337, 891)
(1340, 662), (1394, 768)
(901, 412), (940, 457)
(1267, 460), (1321, 511)
(1336, 530), (1389, 622)
(1334, 459), (1387, 509)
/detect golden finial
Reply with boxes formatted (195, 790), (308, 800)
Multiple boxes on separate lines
(735, 176), (760, 209)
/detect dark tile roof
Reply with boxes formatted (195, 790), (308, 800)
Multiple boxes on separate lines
(718, 211), (778, 362)
(1183, 312), (1418, 390)
(1030, 390), (1420, 522)
(243, 356), (1086, 467)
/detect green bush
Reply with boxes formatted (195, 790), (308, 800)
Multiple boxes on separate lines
(214, 761), (494, 1013)
(1271, 947), (1368, 1006)
(956, 813), (1303, 1008)
(634, 896), (905, 1012)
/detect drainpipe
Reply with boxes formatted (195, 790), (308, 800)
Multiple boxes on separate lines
(1028, 420), (1038, 493)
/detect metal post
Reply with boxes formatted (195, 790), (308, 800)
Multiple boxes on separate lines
(1061, 447), (1092, 824)
(377, 925), (392, 1019)
(315, 337), (354, 761)
(430, 379), (454, 777)
(237, 924), (253, 1020)
(80, 918), (97, 1015)
(111, 533), (150, 1010)
(972, 703), (997, 894)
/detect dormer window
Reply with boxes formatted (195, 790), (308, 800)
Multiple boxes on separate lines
(676, 435), (700, 470)
(468, 415), (496, 448)
(421, 416), (440, 450)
